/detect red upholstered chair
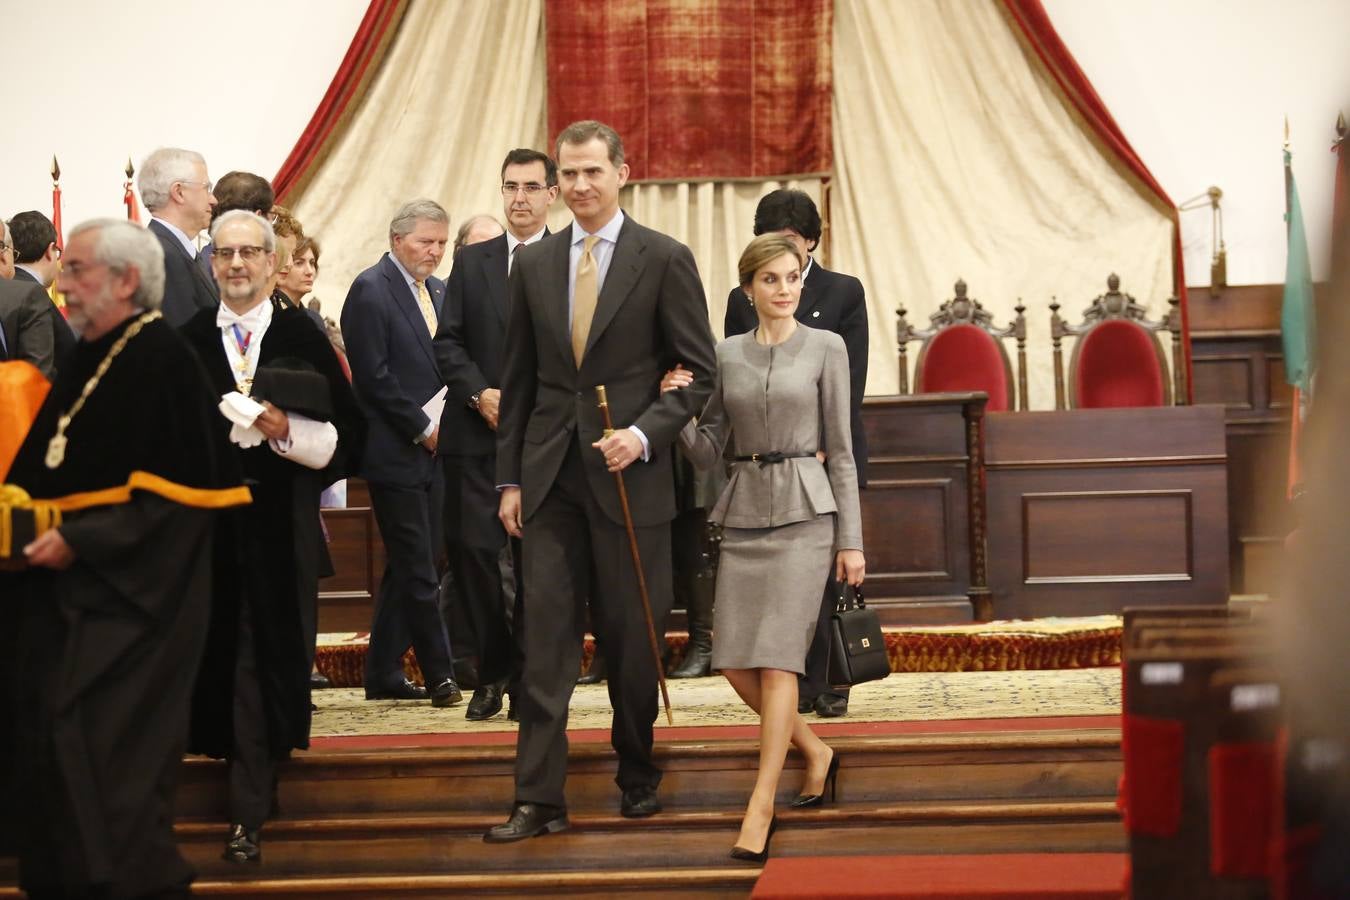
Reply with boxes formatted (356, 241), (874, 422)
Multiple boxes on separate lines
(1051, 273), (1186, 409)
(897, 280), (1027, 412)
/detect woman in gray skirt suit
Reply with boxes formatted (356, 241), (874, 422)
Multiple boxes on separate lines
(666, 233), (865, 862)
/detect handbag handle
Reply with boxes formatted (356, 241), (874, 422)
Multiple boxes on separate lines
(835, 583), (865, 613)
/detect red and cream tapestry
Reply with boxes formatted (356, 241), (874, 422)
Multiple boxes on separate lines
(545, 0), (832, 181)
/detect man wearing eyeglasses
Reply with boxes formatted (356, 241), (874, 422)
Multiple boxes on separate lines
(179, 210), (364, 864)
(0, 219), (60, 377)
(432, 149), (558, 722)
(6, 211), (77, 374)
(139, 147), (220, 327)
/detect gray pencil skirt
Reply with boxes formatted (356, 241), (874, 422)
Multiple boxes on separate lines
(710, 514), (836, 675)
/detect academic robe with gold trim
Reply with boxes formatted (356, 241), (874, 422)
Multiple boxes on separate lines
(2, 314), (249, 897)
(180, 300), (364, 760)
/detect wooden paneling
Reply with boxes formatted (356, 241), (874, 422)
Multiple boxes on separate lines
(319, 482), (383, 634)
(860, 393), (988, 623)
(1187, 284), (1295, 592)
(1022, 491), (1193, 582)
(985, 407), (1229, 618)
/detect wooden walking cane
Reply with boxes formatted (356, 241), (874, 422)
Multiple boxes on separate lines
(595, 385), (675, 726)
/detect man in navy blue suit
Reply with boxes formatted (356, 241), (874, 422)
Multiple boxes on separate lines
(340, 199), (461, 706)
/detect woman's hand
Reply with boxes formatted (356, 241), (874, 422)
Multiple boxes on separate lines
(660, 364), (694, 394)
(835, 549), (865, 587)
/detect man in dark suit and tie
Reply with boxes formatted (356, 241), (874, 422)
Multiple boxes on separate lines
(138, 147), (220, 327)
(341, 199), (461, 707)
(434, 149), (557, 721)
(724, 189), (869, 719)
(0, 219), (63, 379)
(6, 211), (75, 370)
(485, 121), (717, 842)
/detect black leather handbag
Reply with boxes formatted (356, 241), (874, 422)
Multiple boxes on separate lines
(827, 585), (889, 688)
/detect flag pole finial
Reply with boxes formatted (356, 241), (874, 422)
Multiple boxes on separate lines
(125, 157), (135, 180)
(1284, 116), (1291, 152)
(1336, 112), (1346, 146)
(50, 155), (60, 183)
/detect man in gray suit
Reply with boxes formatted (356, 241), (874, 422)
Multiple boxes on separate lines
(486, 121), (717, 842)
(139, 147), (220, 327)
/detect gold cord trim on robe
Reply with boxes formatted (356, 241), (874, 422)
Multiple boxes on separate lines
(0, 484), (63, 559)
(39, 470), (253, 513)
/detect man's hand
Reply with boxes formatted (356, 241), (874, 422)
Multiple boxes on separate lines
(498, 486), (523, 537)
(660, 364), (693, 394)
(477, 388), (501, 431)
(255, 402), (291, 441)
(420, 425), (439, 454)
(592, 428), (644, 473)
(24, 529), (75, 570)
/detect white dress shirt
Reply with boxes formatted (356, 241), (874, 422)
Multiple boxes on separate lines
(151, 216), (200, 259)
(218, 299), (338, 470)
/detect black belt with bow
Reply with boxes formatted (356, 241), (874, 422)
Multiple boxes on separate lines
(732, 451), (816, 467)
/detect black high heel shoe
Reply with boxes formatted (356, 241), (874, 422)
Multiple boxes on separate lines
(729, 815), (778, 863)
(789, 750), (841, 808)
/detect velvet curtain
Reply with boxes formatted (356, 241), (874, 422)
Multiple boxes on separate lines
(545, 0), (832, 181)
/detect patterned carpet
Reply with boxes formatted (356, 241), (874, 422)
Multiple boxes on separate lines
(314, 615), (1125, 689)
(312, 666), (1122, 738)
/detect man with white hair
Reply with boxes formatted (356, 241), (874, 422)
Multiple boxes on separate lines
(179, 210), (364, 863)
(139, 146), (220, 326)
(3, 218), (249, 898)
(341, 199), (462, 707)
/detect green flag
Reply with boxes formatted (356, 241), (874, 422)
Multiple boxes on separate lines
(1282, 147), (1316, 393)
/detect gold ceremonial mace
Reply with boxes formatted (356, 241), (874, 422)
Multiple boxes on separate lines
(595, 385), (674, 726)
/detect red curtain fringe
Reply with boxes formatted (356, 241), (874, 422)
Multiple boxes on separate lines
(271, 0), (409, 203)
(1000, 0), (1193, 402)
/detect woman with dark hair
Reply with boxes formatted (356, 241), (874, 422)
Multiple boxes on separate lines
(279, 236), (320, 309)
(667, 232), (865, 862)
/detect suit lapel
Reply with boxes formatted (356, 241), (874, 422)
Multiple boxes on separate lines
(796, 259), (826, 321)
(484, 236), (509, 326)
(582, 217), (644, 362)
(543, 232), (574, 365)
(381, 255), (438, 370)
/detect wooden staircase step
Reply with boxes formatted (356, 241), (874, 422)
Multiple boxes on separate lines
(174, 800), (1122, 880)
(177, 729), (1123, 819)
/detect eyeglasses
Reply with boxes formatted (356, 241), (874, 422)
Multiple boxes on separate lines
(177, 180), (214, 193)
(213, 245), (267, 262)
(60, 261), (105, 279)
(0, 241), (12, 255)
(501, 182), (549, 195)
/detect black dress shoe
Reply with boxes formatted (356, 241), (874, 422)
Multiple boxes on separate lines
(620, 785), (662, 818)
(813, 691), (849, 718)
(310, 670), (331, 689)
(790, 750), (842, 808)
(798, 695), (815, 714)
(507, 692), (518, 721)
(365, 678), (427, 701)
(729, 815), (777, 864)
(577, 652), (607, 685)
(483, 803), (569, 843)
(223, 823), (261, 863)
(466, 683), (504, 720)
(429, 677), (463, 708)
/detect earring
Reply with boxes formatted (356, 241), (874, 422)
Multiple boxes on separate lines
(746, 293), (754, 307)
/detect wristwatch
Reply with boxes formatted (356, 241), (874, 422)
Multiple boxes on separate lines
(468, 390), (483, 410)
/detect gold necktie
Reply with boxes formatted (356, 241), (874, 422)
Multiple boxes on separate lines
(571, 235), (600, 365)
(415, 280), (437, 336)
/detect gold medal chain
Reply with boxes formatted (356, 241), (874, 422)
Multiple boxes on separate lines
(44, 310), (163, 470)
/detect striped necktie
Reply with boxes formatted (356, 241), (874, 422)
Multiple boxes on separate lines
(415, 280), (437, 336)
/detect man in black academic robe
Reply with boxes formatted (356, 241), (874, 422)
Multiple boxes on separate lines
(3, 218), (249, 899)
(180, 210), (364, 863)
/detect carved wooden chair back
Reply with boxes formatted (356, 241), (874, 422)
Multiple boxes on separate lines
(897, 280), (1027, 412)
